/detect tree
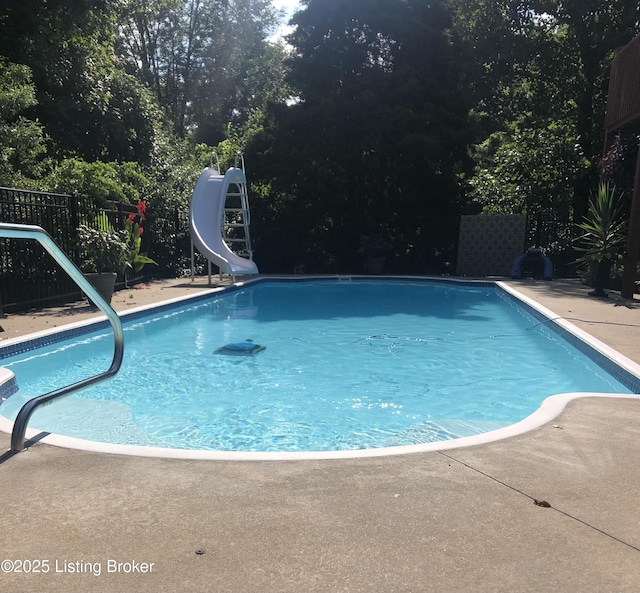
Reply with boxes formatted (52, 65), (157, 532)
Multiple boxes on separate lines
(248, 0), (478, 273)
(469, 124), (590, 216)
(116, 0), (284, 142)
(530, 0), (640, 160)
(0, 60), (48, 186)
(450, 0), (640, 221)
(0, 0), (160, 163)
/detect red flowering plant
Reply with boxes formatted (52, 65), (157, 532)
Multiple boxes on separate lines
(124, 200), (158, 273)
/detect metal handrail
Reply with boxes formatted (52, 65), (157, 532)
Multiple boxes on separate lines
(0, 223), (125, 451)
(210, 152), (221, 173)
(234, 152), (245, 172)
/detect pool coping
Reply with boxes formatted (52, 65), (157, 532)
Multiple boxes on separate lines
(1, 275), (639, 460)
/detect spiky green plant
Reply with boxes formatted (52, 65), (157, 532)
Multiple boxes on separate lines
(575, 183), (627, 272)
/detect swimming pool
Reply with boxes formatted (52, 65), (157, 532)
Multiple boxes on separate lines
(1, 278), (639, 459)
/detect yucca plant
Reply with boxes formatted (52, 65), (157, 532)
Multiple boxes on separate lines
(575, 184), (628, 297)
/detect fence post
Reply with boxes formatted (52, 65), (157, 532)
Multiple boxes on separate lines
(116, 201), (124, 229)
(174, 207), (181, 259)
(69, 194), (81, 265)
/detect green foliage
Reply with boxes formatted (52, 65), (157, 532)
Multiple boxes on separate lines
(0, 0), (161, 163)
(116, 0), (285, 142)
(215, 111), (268, 171)
(574, 184), (627, 274)
(123, 200), (158, 273)
(77, 223), (129, 274)
(599, 133), (639, 206)
(1, 0), (637, 279)
(248, 0), (478, 272)
(0, 60), (49, 185)
(131, 135), (212, 277)
(46, 159), (150, 207)
(94, 212), (113, 232)
(469, 123), (590, 215)
(93, 70), (162, 164)
(0, 60), (37, 121)
(450, 0), (640, 225)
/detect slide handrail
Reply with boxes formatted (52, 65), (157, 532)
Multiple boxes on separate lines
(0, 223), (125, 452)
(234, 152), (245, 172)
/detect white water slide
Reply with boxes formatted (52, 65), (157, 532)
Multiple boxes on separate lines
(189, 167), (259, 276)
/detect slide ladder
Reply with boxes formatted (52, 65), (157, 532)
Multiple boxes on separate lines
(223, 155), (253, 260)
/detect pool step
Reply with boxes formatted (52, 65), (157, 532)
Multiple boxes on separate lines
(381, 418), (510, 446)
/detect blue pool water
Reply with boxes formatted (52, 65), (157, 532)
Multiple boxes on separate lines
(0, 280), (635, 452)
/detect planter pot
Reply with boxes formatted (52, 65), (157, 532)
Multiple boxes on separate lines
(589, 259), (613, 298)
(83, 272), (117, 305)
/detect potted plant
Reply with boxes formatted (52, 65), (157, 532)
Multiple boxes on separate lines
(78, 200), (158, 301)
(574, 183), (628, 298)
(77, 221), (128, 304)
(359, 235), (393, 274)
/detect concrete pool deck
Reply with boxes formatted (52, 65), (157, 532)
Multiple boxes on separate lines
(1, 276), (639, 592)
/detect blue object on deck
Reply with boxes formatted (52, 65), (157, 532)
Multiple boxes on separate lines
(511, 248), (553, 280)
(216, 339), (265, 355)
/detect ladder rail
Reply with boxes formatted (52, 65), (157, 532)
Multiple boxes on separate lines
(223, 175), (254, 260)
(0, 223), (125, 452)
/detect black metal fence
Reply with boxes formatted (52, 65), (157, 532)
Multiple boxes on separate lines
(526, 208), (577, 276)
(0, 185), (577, 313)
(0, 187), (189, 313)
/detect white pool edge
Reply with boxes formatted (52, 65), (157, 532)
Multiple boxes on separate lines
(497, 281), (640, 381)
(1, 392), (638, 460)
(0, 283), (235, 350)
(1, 278), (639, 461)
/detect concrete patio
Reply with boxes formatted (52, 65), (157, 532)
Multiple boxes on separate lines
(0, 277), (639, 593)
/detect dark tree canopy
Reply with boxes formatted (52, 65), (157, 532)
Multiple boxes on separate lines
(0, 0), (162, 163)
(249, 0), (479, 273)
